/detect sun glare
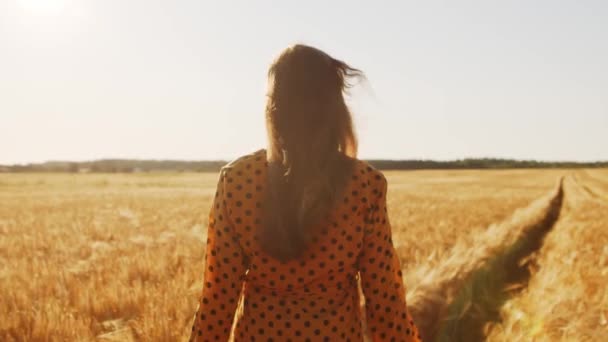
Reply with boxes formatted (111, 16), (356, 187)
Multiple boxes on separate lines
(18, 0), (68, 15)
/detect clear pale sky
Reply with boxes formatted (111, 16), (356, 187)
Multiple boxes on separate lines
(1, 0), (607, 164)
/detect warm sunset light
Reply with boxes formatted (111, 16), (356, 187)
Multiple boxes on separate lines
(1, 1), (607, 341)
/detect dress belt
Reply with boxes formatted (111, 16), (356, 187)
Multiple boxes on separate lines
(243, 272), (358, 298)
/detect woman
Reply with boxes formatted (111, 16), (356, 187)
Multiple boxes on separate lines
(190, 44), (421, 342)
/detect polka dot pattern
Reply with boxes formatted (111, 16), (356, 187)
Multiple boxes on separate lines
(190, 149), (421, 341)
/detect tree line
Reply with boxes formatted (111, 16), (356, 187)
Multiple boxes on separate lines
(1, 158), (607, 173)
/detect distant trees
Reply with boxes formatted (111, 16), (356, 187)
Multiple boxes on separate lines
(0, 158), (607, 173)
(68, 163), (79, 173)
(365, 158), (608, 170)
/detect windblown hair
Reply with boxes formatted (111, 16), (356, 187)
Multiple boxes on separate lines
(261, 44), (363, 261)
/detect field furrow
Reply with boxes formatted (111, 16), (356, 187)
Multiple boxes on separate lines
(405, 179), (563, 341)
(487, 175), (608, 341)
(578, 170), (608, 200)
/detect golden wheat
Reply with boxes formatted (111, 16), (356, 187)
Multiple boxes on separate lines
(486, 172), (608, 341)
(0, 169), (604, 341)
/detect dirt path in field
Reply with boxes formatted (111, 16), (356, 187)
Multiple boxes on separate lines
(406, 178), (565, 342)
(480, 174), (608, 341)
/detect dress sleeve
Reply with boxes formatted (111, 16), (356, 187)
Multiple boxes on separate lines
(359, 172), (421, 342)
(189, 169), (248, 342)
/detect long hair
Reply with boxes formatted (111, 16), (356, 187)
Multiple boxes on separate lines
(260, 44), (363, 261)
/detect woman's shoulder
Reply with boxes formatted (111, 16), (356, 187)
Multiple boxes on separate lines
(220, 149), (267, 175)
(350, 158), (387, 184)
(218, 150), (386, 186)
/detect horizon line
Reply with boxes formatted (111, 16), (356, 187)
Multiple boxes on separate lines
(3, 156), (608, 167)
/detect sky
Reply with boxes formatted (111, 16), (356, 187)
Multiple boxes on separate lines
(0, 0), (607, 164)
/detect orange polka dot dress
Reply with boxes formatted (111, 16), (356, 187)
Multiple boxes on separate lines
(190, 149), (421, 342)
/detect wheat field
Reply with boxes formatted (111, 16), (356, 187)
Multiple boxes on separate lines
(1, 169), (606, 341)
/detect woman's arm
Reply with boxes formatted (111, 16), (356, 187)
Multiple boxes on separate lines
(190, 168), (248, 342)
(359, 172), (421, 342)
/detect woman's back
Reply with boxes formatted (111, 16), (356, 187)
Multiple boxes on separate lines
(190, 149), (421, 341)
